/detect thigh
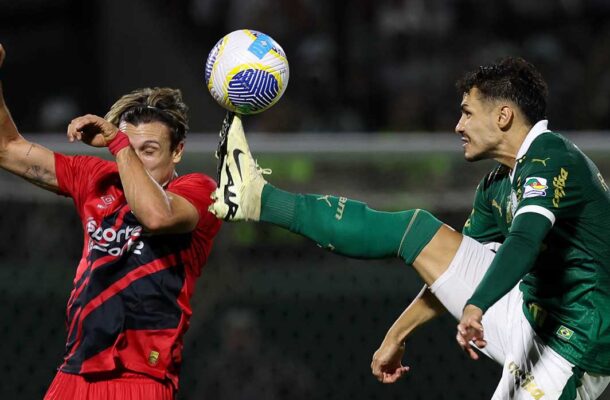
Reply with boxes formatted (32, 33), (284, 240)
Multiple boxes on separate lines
(429, 236), (513, 363)
(429, 236), (499, 320)
(492, 311), (577, 400)
(578, 373), (610, 400)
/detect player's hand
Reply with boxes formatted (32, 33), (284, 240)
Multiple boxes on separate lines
(456, 304), (486, 360)
(67, 114), (119, 147)
(371, 337), (410, 383)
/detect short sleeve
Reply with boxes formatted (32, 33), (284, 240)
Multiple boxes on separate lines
(54, 153), (111, 208)
(167, 173), (222, 233)
(463, 175), (504, 243)
(514, 152), (581, 224)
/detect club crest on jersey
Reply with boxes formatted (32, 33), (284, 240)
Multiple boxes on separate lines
(148, 350), (160, 366)
(506, 190), (519, 224)
(523, 177), (548, 199)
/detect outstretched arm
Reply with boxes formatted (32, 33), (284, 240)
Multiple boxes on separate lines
(0, 44), (59, 192)
(371, 286), (446, 383)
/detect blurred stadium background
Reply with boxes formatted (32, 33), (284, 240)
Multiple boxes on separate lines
(1, 0), (610, 399)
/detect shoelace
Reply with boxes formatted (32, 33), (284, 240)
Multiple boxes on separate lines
(254, 160), (272, 176)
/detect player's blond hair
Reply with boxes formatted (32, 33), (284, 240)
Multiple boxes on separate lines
(105, 87), (189, 150)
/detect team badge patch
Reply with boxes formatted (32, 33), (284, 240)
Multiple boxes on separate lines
(523, 177), (548, 199)
(506, 190), (519, 224)
(148, 350), (160, 366)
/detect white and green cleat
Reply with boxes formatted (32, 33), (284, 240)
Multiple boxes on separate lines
(209, 112), (270, 221)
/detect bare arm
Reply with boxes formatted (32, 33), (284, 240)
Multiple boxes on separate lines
(67, 114), (199, 234)
(371, 286), (446, 383)
(115, 146), (199, 234)
(0, 44), (58, 192)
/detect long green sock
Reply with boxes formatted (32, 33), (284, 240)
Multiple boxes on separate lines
(260, 184), (443, 264)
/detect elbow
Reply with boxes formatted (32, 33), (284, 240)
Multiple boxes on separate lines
(0, 135), (25, 160)
(0, 135), (17, 154)
(138, 211), (195, 234)
(138, 211), (174, 233)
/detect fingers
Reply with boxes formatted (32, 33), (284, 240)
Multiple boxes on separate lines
(456, 330), (478, 360)
(379, 366), (410, 384)
(469, 319), (484, 333)
(456, 322), (485, 360)
(372, 365), (408, 383)
(66, 121), (81, 142)
(371, 351), (410, 384)
(466, 346), (479, 360)
(71, 114), (99, 132)
(66, 114), (101, 143)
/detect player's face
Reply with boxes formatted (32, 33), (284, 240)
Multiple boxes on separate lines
(455, 88), (504, 162)
(120, 121), (184, 185)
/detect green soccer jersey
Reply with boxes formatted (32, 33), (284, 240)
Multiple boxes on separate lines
(463, 121), (610, 374)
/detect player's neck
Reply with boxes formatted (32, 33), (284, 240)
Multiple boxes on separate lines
(493, 122), (530, 168)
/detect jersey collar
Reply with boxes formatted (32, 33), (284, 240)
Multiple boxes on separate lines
(510, 120), (550, 183)
(515, 120), (550, 160)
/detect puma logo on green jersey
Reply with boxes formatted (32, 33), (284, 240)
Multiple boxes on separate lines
(491, 199), (503, 216)
(316, 195), (332, 207)
(532, 157), (551, 166)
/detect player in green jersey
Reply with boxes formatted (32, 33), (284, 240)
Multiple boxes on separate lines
(209, 58), (610, 399)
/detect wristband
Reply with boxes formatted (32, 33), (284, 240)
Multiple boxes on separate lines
(108, 130), (130, 156)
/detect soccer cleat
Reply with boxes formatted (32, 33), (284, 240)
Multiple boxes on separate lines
(209, 112), (270, 221)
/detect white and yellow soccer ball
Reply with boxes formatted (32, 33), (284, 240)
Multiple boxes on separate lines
(205, 29), (289, 115)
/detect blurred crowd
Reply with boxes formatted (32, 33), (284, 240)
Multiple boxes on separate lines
(1, 0), (609, 133)
(184, 0), (610, 132)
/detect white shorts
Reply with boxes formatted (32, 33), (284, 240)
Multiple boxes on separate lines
(428, 236), (610, 400)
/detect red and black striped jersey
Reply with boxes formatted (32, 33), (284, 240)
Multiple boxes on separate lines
(53, 153), (222, 389)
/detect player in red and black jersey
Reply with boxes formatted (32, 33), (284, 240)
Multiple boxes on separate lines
(0, 44), (221, 399)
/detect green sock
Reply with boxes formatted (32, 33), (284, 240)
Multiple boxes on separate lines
(260, 184), (442, 264)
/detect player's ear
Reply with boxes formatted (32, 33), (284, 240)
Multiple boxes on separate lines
(172, 141), (185, 164)
(497, 105), (513, 130)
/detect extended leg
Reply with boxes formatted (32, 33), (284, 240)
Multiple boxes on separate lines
(209, 112), (460, 277)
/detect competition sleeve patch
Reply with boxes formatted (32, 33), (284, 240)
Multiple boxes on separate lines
(523, 177), (548, 199)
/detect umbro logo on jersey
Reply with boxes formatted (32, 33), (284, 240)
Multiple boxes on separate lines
(97, 195), (116, 209)
(102, 195), (115, 205)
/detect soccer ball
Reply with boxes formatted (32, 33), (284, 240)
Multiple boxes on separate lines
(205, 29), (289, 115)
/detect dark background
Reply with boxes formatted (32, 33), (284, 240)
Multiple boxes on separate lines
(1, 1), (610, 399)
(1, 0), (610, 134)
